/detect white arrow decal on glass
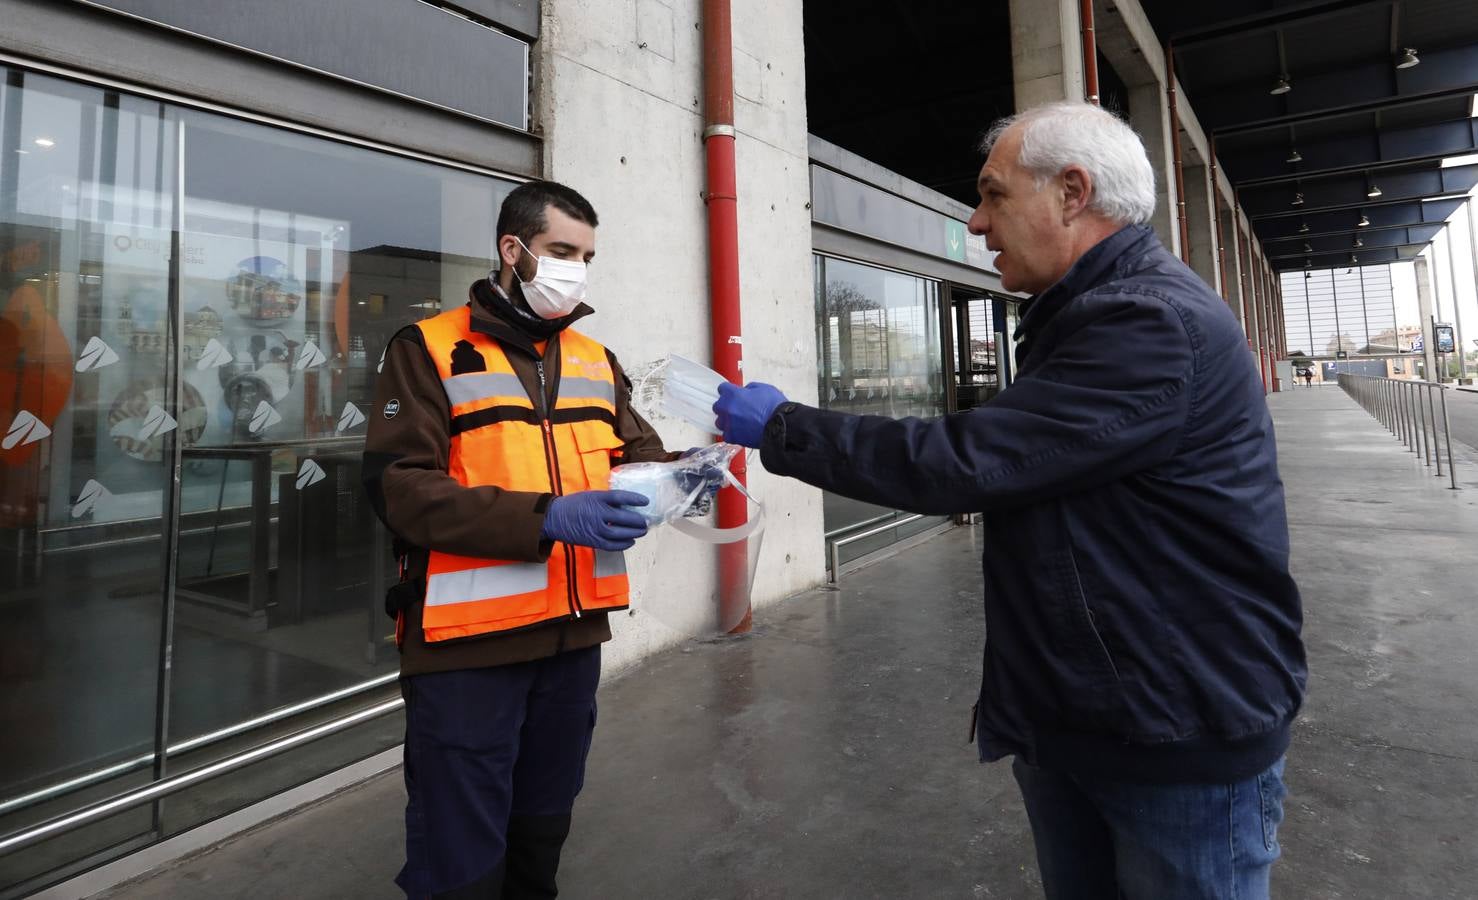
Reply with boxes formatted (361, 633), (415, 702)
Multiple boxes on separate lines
(296, 458), (326, 490)
(336, 402), (366, 434)
(137, 405), (178, 442)
(3, 410), (52, 450)
(295, 340), (327, 371)
(249, 401), (282, 435)
(72, 479), (113, 518)
(75, 336), (120, 372)
(198, 338), (234, 370)
(377, 347), (386, 374)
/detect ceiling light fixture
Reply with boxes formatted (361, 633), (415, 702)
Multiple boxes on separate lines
(1298, 222), (1310, 233)
(1292, 192), (1305, 207)
(1353, 237), (1364, 248)
(1270, 74), (1292, 95)
(1287, 148), (1303, 163)
(1396, 47), (1420, 69)
(1367, 182), (1383, 198)
(1350, 253), (1359, 265)
(1303, 242), (1314, 253)
(1357, 214), (1371, 227)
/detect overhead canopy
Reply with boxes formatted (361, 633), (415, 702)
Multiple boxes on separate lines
(1142, 0), (1478, 270)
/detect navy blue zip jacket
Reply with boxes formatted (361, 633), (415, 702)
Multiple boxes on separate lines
(761, 224), (1306, 784)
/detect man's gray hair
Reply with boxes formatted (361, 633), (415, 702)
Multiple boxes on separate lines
(979, 102), (1157, 226)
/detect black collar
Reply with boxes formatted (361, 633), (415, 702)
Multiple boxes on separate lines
(1015, 224), (1157, 342)
(467, 278), (593, 357)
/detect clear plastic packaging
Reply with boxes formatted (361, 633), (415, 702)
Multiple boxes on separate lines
(609, 443), (739, 525)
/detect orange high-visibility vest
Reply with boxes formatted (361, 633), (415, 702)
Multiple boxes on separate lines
(413, 305), (630, 642)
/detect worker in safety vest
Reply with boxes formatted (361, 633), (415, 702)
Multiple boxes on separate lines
(363, 180), (679, 898)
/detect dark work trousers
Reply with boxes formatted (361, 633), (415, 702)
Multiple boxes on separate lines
(396, 645), (601, 899)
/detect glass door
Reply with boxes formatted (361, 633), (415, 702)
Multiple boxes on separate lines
(814, 254), (948, 567)
(0, 62), (520, 896)
(994, 296), (1022, 389)
(950, 292), (997, 411)
(0, 69), (181, 892)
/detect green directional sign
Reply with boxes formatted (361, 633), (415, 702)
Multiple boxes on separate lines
(945, 219), (967, 262)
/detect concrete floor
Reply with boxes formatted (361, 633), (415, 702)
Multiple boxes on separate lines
(98, 386), (1478, 899)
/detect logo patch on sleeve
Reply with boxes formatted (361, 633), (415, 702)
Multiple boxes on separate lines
(384, 399), (401, 419)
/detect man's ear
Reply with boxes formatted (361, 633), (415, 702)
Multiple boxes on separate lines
(497, 235), (521, 271)
(1060, 166), (1094, 224)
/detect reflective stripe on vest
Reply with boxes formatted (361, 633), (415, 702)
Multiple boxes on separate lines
(412, 304), (631, 642)
(442, 372), (528, 407)
(594, 549), (627, 580)
(425, 561), (549, 607)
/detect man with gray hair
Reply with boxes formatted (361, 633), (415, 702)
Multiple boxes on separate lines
(714, 101), (1305, 899)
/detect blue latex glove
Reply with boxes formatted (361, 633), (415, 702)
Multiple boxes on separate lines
(714, 382), (787, 448)
(541, 490), (650, 551)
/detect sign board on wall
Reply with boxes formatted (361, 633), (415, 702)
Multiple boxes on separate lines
(80, 0), (530, 127)
(1435, 323), (1456, 354)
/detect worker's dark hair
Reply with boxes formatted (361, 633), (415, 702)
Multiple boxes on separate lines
(495, 181), (599, 257)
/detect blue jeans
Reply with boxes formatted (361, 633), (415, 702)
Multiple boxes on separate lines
(1012, 756), (1287, 900)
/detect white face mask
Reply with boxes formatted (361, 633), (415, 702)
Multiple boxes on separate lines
(512, 237), (588, 319)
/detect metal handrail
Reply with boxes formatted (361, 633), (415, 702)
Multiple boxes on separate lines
(0, 672), (400, 817)
(0, 699), (404, 855)
(823, 513), (898, 541)
(826, 514), (925, 583)
(1337, 373), (1459, 490)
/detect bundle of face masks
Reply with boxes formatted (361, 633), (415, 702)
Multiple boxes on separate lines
(660, 355), (728, 435)
(609, 443), (739, 526)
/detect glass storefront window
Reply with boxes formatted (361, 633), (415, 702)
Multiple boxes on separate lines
(814, 254), (947, 562)
(0, 64), (516, 893)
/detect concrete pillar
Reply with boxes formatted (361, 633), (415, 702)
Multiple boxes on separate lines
(1415, 256), (1439, 381)
(1222, 206), (1247, 329)
(1090, 0), (1181, 257)
(1244, 233), (1272, 393)
(1129, 82), (1178, 255)
(1009, 0), (1085, 107)
(1183, 163), (1218, 289)
(1263, 264), (1281, 391)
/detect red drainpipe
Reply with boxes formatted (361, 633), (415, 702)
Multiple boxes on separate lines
(1080, 0), (1100, 105)
(702, 0), (750, 633)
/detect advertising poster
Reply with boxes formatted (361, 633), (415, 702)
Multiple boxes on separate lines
(1435, 323), (1456, 355)
(91, 201), (343, 521)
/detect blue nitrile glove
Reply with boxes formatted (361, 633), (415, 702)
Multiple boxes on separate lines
(714, 382), (787, 448)
(541, 490), (651, 551)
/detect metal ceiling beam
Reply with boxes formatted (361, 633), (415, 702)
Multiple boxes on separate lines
(1244, 162), (1478, 219)
(1197, 44), (1478, 135)
(1272, 244), (1426, 269)
(1226, 118), (1478, 186)
(1252, 196), (1466, 239)
(1167, 0), (1391, 51)
(1266, 223), (1444, 256)
(1271, 223), (1442, 258)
